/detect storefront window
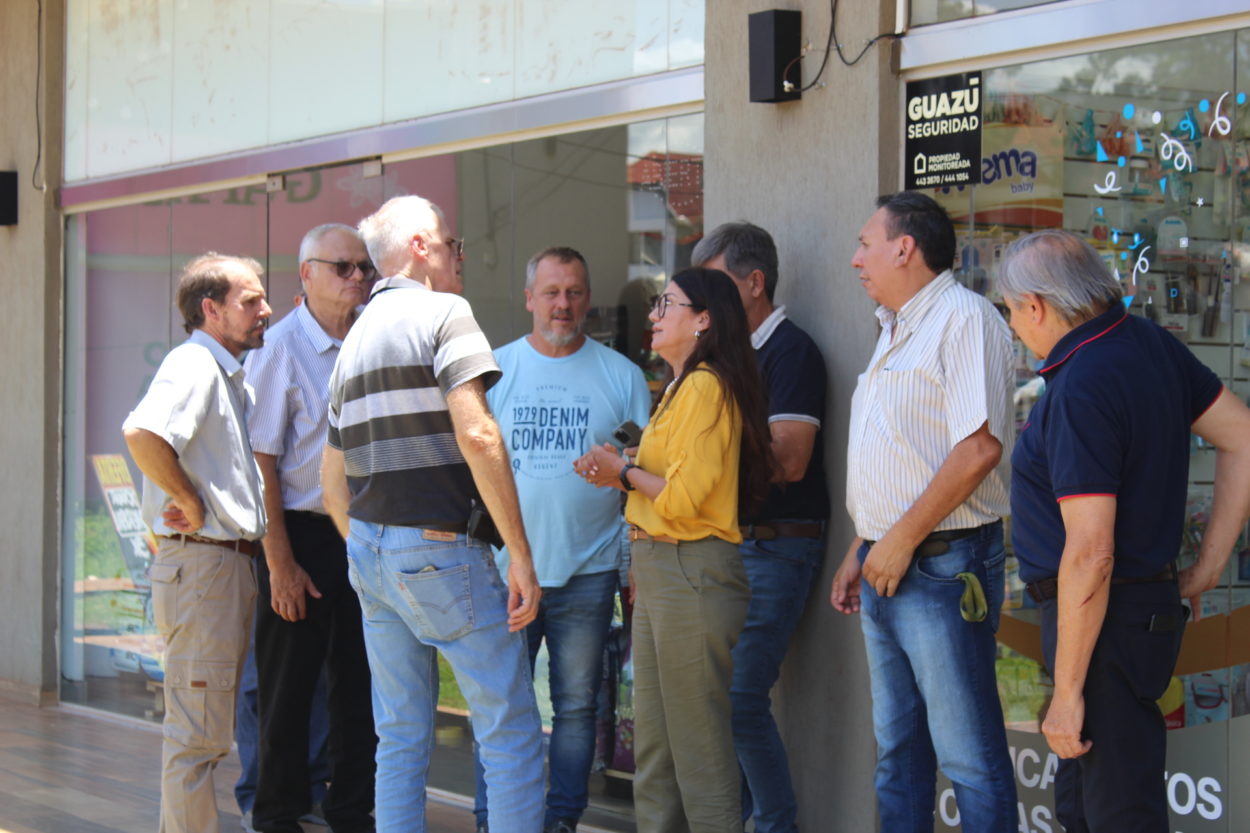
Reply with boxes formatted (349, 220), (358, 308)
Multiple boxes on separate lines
(919, 28), (1250, 832)
(61, 114), (701, 829)
(910, 0), (1060, 26)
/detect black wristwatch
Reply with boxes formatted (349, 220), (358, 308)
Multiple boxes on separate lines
(619, 463), (637, 491)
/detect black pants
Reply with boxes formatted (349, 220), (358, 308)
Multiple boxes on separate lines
(1040, 579), (1186, 833)
(254, 511), (377, 833)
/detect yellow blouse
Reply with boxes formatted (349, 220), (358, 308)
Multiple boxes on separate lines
(625, 365), (743, 543)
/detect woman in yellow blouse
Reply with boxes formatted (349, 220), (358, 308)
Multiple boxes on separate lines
(576, 267), (772, 833)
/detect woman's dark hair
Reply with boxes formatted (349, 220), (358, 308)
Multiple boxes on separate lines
(663, 267), (774, 513)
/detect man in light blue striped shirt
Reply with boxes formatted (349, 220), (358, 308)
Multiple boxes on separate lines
(830, 192), (1017, 832)
(244, 224), (378, 833)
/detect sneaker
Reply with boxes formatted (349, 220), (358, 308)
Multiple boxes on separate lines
(544, 821), (577, 833)
(475, 826), (489, 833)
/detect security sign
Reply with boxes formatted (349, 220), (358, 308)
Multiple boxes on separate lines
(905, 72), (983, 191)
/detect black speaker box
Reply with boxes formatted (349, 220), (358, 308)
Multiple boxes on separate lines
(0, 171), (16, 226)
(749, 10), (802, 103)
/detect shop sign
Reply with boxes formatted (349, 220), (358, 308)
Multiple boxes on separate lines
(91, 453), (157, 587)
(905, 72), (983, 190)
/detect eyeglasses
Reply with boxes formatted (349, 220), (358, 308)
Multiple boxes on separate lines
(651, 293), (697, 319)
(445, 238), (465, 258)
(307, 258), (377, 281)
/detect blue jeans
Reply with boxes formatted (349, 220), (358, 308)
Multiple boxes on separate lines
(233, 622), (331, 816)
(473, 569), (618, 829)
(731, 532), (824, 833)
(858, 522), (1016, 833)
(346, 521), (545, 833)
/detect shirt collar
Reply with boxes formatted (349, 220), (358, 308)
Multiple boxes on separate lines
(874, 269), (956, 334)
(189, 329), (243, 378)
(751, 305), (787, 349)
(1040, 304), (1129, 380)
(295, 302), (341, 353)
(370, 275), (429, 297)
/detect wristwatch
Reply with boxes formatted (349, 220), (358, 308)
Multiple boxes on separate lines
(619, 463), (637, 491)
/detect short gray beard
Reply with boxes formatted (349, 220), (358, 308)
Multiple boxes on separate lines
(539, 322), (583, 348)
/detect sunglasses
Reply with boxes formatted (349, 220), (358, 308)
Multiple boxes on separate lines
(307, 258), (377, 281)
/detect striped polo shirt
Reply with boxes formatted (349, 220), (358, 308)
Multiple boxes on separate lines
(327, 276), (501, 527)
(846, 270), (1013, 541)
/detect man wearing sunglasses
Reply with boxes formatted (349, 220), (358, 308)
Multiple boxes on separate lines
(244, 223), (378, 833)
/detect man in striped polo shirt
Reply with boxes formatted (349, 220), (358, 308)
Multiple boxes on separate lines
(830, 192), (1017, 832)
(321, 195), (544, 833)
(244, 224), (378, 833)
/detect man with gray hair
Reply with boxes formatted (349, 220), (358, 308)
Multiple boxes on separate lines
(1001, 229), (1250, 832)
(691, 222), (828, 833)
(471, 246), (650, 833)
(245, 224), (378, 833)
(321, 195), (545, 833)
(123, 253), (271, 833)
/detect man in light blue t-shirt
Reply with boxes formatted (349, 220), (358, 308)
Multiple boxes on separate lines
(474, 247), (650, 833)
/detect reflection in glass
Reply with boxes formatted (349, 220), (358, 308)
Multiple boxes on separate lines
(911, 0), (1062, 26)
(63, 114), (701, 831)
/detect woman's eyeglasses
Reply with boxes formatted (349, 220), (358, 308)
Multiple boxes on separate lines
(651, 294), (697, 319)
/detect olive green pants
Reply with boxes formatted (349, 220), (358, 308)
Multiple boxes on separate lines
(631, 536), (749, 833)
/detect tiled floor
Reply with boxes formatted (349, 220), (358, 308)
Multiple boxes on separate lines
(0, 699), (478, 833)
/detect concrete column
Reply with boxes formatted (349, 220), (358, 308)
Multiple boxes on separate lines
(0, 0), (65, 705)
(704, 1), (900, 829)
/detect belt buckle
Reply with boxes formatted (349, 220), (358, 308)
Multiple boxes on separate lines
(422, 529), (457, 542)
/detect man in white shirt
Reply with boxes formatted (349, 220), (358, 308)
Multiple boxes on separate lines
(246, 225), (378, 833)
(829, 192), (1017, 832)
(123, 253), (272, 833)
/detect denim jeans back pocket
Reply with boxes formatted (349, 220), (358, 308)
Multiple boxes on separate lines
(395, 563), (475, 641)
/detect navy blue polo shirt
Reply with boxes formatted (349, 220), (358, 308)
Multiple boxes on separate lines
(1011, 305), (1222, 583)
(749, 316), (830, 523)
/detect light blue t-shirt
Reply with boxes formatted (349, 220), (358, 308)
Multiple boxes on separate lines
(488, 335), (651, 587)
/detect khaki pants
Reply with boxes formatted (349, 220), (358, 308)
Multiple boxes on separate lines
(631, 536), (749, 833)
(149, 538), (256, 833)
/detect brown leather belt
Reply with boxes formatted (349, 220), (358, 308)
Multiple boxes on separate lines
(628, 526), (681, 545)
(160, 534), (259, 558)
(739, 522), (824, 541)
(1026, 563), (1177, 604)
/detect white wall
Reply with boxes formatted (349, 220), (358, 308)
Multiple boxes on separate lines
(63, 0), (704, 181)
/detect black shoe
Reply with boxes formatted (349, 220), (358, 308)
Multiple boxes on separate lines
(544, 820), (577, 833)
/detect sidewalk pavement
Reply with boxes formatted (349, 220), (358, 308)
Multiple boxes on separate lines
(0, 697), (478, 833)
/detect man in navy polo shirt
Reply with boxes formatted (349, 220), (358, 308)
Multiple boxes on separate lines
(1000, 229), (1250, 832)
(694, 221), (829, 833)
